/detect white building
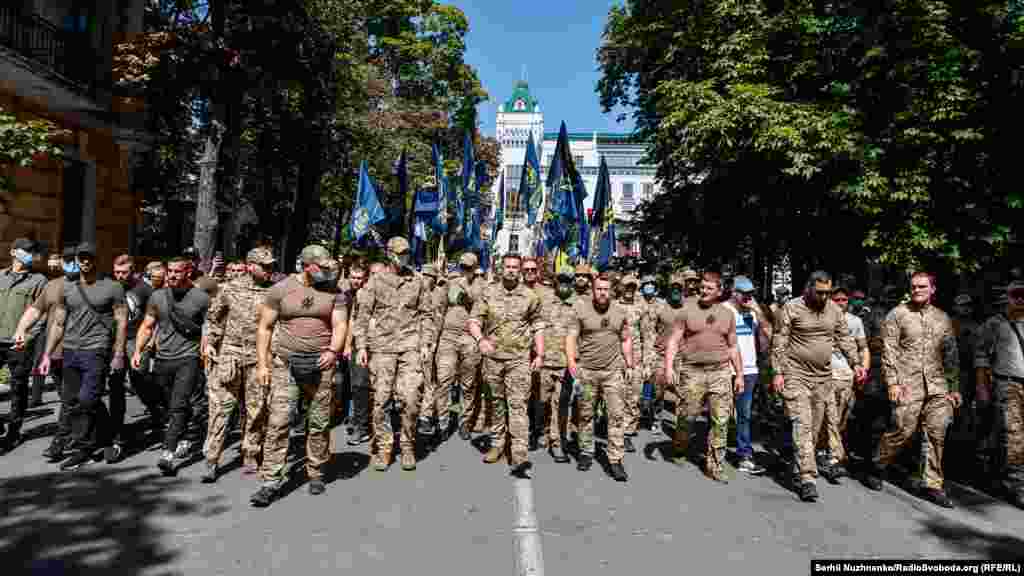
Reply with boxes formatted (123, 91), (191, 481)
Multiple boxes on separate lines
(492, 80), (658, 260)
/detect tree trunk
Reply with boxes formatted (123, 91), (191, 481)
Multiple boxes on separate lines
(193, 119), (225, 261)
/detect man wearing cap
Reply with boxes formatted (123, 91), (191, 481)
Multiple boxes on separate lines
(771, 271), (865, 502)
(681, 268), (701, 300)
(1, 238), (49, 453)
(647, 272), (688, 433)
(976, 280), (1024, 507)
(469, 253), (545, 476)
(536, 266), (575, 463)
(41, 242), (129, 470)
(249, 245), (346, 504)
(723, 275), (770, 475)
(200, 247), (277, 482)
(354, 238), (436, 472)
(132, 253), (211, 475)
(415, 263), (446, 447)
(567, 271), (632, 481)
(574, 263), (593, 297)
(951, 293), (980, 431)
(849, 284), (901, 464)
(435, 252), (485, 443)
(618, 274), (651, 452)
(521, 257), (545, 451)
(865, 271), (959, 509)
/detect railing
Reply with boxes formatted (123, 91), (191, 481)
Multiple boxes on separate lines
(0, 5), (97, 92)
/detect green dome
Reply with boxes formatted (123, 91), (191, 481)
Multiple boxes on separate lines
(502, 80), (539, 113)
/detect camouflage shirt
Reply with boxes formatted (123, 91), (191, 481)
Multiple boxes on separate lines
(471, 282), (545, 361)
(204, 275), (271, 364)
(354, 269), (437, 355)
(539, 287), (575, 368)
(440, 276), (484, 342)
(772, 297), (860, 380)
(882, 303), (958, 395)
(651, 300), (685, 361)
(617, 298), (651, 368)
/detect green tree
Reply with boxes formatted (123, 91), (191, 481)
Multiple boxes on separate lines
(0, 107), (68, 193)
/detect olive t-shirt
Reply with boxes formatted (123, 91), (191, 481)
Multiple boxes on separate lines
(571, 298), (627, 371)
(148, 286), (210, 361)
(62, 278), (125, 352)
(264, 275), (346, 355)
(674, 300), (737, 366)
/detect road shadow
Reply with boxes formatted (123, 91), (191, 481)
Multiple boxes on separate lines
(330, 451), (370, 481)
(917, 516), (1024, 560)
(0, 465), (227, 576)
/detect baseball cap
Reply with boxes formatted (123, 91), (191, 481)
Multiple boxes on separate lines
(953, 294), (973, 307)
(299, 245), (333, 267)
(622, 274), (639, 287)
(459, 252), (478, 268)
(76, 242), (96, 256)
(681, 268), (699, 281)
(733, 276), (754, 293)
(386, 237), (410, 255)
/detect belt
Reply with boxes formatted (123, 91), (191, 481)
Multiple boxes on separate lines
(994, 373), (1024, 385)
(684, 362), (729, 371)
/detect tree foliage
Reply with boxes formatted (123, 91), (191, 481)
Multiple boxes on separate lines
(598, 0), (1024, 276)
(0, 107), (68, 193)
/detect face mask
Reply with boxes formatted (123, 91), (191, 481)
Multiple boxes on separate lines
(13, 249), (33, 267)
(557, 284), (574, 300)
(393, 253), (412, 270)
(850, 299), (865, 309)
(63, 261), (80, 281)
(310, 268), (338, 289)
(668, 288), (683, 306)
(642, 285), (655, 297)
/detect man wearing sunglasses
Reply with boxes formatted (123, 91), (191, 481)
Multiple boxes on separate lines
(771, 271), (865, 502)
(975, 280), (1024, 508)
(724, 276), (770, 475)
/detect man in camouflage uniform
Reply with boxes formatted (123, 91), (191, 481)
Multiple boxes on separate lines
(200, 247), (276, 482)
(574, 263), (593, 297)
(469, 254), (544, 476)
(976, 280), (1024, 508)
(772, 271), (864, 502)
(415, 263), (446, 446)
(681, 268), (700, 300)
(250, 245), (346, 506)
(538, 266), (575, 464)
(618, 274), (651, 452)
(354, 238), (437, 472)
(434, 253), (484, 442)
(849, 284), (900, 463)
(864, 272), (959, 509)
(649, 273), (687, 432)
(567, 271), (632, 481)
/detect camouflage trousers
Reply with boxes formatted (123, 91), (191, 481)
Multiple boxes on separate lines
(416, 344), (438, 420)
(874, 384), (952, 490)
(484, 356), (531, 466)
(813, 374), (855, 464)
(203, 357), (270, 468)
(674, 364), (732, 476)
(539, 367), (567, 450)
(623, 363), (645, 434)
(654, 355), (682, 407)
(433, 336), (481, 432)
(577, 366), (627, 463)
(370, 350), (423, 457)
(994, 378), (1024, 494)
(261, 354), (335, 488)
(782, 374), (832, 484)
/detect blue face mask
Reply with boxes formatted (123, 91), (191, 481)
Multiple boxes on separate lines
(13, 249), (33, 267)
(642, 285), (655, 296)
(63, 261), (80, 275)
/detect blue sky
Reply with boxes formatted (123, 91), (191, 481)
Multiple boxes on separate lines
(449, 1), (635, 137)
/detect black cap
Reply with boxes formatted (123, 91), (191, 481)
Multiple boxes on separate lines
(62, 246), (76, 260)
(12, 238), (34, 252)
(76, 242), (96, 256)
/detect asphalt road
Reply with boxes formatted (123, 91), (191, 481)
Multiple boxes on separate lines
(1, 390), (1023, 576)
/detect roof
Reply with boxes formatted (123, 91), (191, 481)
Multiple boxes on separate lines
(501, 80), (539, 114)
(542, 131), (643, 144)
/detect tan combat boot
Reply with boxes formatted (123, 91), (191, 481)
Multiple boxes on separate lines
(483, 445), (503, 464)
(401, 451), (416, 471)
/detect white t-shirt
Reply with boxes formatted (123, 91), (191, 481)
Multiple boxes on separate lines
(724, 302), (759, 376)
(831, 312), (865, 377)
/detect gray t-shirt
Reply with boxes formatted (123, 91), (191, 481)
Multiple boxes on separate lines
(148, 287), (211, 361)
(976, 314), (1024, 379)
(831, 312), (866, 375)
(62, 279), (125, 352)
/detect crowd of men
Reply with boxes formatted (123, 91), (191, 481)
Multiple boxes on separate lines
(0, 236), (1022, 512)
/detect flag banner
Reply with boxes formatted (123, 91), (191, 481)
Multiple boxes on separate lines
(352, 160), (386, 244)
(520, 134), (543, 227)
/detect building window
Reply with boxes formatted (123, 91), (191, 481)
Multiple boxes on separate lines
(621, 183), (635, 213)
(574, 155), (584, 168)
(509, 234), (519, 254)
(642, 182), (654, 202)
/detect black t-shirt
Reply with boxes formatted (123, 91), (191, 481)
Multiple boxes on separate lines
(62, 279), (126, 352)
(126, 282), (154, 344)
(148, 286), (210, 361)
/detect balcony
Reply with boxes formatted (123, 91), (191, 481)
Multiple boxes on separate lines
(0, 5), (100, 98)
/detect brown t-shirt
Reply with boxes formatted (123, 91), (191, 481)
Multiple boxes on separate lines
(31, 277), (65, 357)
(571, 298), (627, 371)
(265, 275), (346, 355)
(674, 300), (737, 366)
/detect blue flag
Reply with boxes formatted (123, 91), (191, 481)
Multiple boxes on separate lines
(544, 121), (582, 253)
(592, 156), (616, 269)
(492, 175), (504, 244)
(352, 160), (386, 244)
(520, 134), (542, 227)
(480, 240), (491, 273)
